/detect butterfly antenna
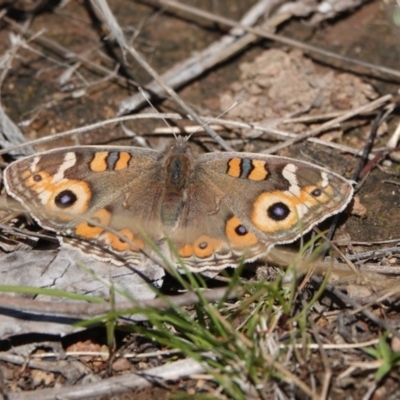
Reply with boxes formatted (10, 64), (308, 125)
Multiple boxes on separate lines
(138, 87), (178, 140)
(186, 97), (242, 141)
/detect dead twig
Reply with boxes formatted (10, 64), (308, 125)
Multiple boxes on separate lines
(350, 238), (400, 246)
(0, 286), (239, 319)
(346, 246), (400, 262)
(0, 113), (182, 156)
(353, 112), (383, 183)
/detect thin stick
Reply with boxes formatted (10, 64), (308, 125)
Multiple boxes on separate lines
(263, 94), (392, 154)
(0, 286), (239, 318)
(0, 113), (183, 156)
(353, 111), (383, 181)
(345, 246), (400, 261)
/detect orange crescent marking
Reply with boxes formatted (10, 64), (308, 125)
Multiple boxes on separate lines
(76, 222), (103, 239)
(106, 229), (144, 252)
(178, 244), (194, 258)
(75, 208), (111, 238)
(92, 208), (111, 225)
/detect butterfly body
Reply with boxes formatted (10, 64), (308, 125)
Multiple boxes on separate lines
(4, 138), (354, 272)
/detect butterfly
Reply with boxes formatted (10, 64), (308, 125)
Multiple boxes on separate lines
(4, 137), (353, 273)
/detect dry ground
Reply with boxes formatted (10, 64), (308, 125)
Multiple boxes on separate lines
(0, 0), (400, 399)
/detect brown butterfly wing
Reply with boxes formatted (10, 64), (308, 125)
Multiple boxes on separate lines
(167, 152), (353, 271)
(4, 146), (166, 265)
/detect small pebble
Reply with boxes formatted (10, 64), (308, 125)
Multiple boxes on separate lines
(112, 358), (131, 372)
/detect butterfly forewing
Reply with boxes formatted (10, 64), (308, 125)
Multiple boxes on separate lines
(194, 152), (353, 245)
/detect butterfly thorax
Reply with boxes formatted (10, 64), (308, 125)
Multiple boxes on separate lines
(161, 140), (193, 229)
